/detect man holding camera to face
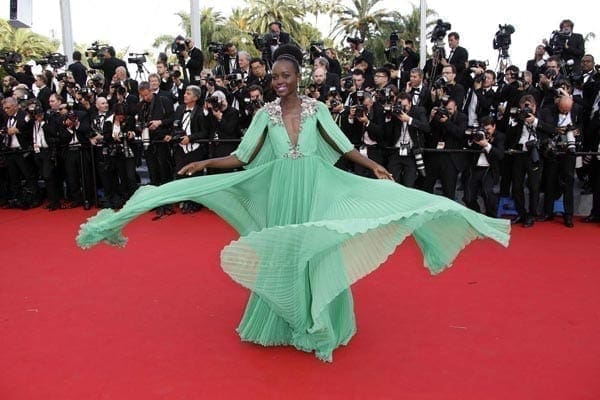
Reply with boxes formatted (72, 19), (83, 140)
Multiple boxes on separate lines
(172, 35), (204, 84)
(544, 19), (585, 74)
(422, 98), (467, 200)
(465, 117), (506, 217)
(505, 95), (546, 227)
(383, 91), (430, 187)
(205, 90), (241, 169)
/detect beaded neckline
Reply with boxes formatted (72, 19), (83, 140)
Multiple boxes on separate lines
(264, 96), (318, 128)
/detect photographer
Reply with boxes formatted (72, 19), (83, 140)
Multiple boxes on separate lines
(30, 104), (62, 210)
(462, 67), (497, 127)
(544, 19), (585, 73)
(506, 95), (545, 227)
(324, 87), (345, 124)
(240, 84), (265, 129)
(148, 73), (175, 107)
(383, 91), (430, 187)
(385, 37), (419, 87)
(90, 96), (119, 208)
(347, 37), (374, 74)
(422, 98), (467, 199)
(102, 103), (138, 205)
(341, 90), (385, 178)
(34, 74), (52, 112)
(537, 94), (582, 227)
(68, 50), (88, 88)
(441, 32), (469, 83)
(313, 57), (341, 93)
(214, 43), (239, 77)
(305, 67), (330, 102)
(137, 81), (175, 219)
(112, 66), (138, 98)
(173, 35), (204, 84)
(465, 117), (505, 217)
(248, 58), (274, 102)
(98, 46), (127, 91)
(1, 97), (40, 209)
(538, 56), (565, 110)
(431, 65), (465, 109)
(526, 45), (548, 86)
(262, 21), (291, 64)
(205, 90), (241, 168)
(405, 68), (431, 110)
(341, 69), (368, 106)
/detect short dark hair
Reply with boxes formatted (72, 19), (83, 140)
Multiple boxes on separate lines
(560, 19), (574, 29)
(374, 67), (390, 80)
(72, 50), (82, 61)
(351, 69), (366, 78)
(247, 84), (263, 95)
(519, 94), (537, 107)
(481, 116), (495, 127)
(250, 57), (265, 67)
(448, 32), (460, 40)
(443, 64), (456, 74)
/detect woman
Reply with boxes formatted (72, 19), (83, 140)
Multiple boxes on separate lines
(77, 45), (510, 362)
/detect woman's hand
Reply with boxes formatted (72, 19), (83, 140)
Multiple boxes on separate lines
(372, 164), (394, 180)
(178, 160), (208, 176)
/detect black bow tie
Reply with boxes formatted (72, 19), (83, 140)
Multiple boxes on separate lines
(183, 109), (192, 114)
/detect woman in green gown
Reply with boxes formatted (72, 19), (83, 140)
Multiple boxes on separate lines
(77, 45), (510, 362)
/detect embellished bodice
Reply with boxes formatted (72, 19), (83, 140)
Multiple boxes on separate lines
(263, 96), (319, 159)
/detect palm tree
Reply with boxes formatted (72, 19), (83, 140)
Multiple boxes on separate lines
(331, 0), (389, 42)
(0, 18), (57, 61)
(243, 0), (304, 39)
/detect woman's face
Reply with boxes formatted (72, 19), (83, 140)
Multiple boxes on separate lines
(271, 60), (299, 98)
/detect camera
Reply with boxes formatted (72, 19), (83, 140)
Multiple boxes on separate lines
(56, 72), (68, 81)
(548, 30), (570, 56)
(391, 103), (407, 117)
(430, 19), (451, 44)
(342, 76), (353, 90)
(251, 33), (269, 53)
(86, 41), (107, 56)
(170, 120), (186, 143)
(207, 95), (222, 109)
(208, 42), (225, 55)
(346, 36), (363, 46)
(432, 75), (448, 90)
(493, 24), (515, 52)
(509, 105), (533, 120)
(34, 53), (67, 69)
(355, 104), (367, 118)
(244, 97), (264, 110)
(128, 52), (148, 65)
(0, 51), (23, 67)
(309, 41), (324, 59)
(226, 73), (244, 89)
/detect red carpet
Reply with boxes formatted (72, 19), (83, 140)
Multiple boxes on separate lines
(1, 207), (599, 399)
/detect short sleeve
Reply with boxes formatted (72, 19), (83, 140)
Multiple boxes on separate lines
(314, 102), (354, 164)
(231, 109), (269, 164)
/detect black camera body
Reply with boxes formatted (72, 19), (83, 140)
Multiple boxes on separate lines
(509, 106), (533, 120)
(346, 36), (363, 46)
(170, 120), (187, 143)
(432, 75), (448, 90)
(493, 24), (515, 51)
(208, 95), (222, 109)
(430, 19), (451, 44)
(549, 30), (570, 56)
(0, 51), (23, 67)
(128, 52), (148, 65)
(244, 97), (264, 110)
(342, 76), (353, 90)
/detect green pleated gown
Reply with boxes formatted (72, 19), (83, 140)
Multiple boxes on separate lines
(77, 96), (510, 362)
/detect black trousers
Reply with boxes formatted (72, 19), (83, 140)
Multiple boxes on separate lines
(542, 154), (576, 216)
(422, 154), (458, 200)
(590, 158), (600, 216)
(386, 148), (417, 188)
(466, 166), (498, 217)
(110, 155), (138, 201)
(6, 150), (38, 200)
(174, 145), (208, 173)
(511, 153), (542, 217)
(355, 145), (385, 179)
(145, 144), (173, 186)
(34, 149), (60, 206)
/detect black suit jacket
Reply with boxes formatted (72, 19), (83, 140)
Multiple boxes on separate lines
(383, 105), (430, 149)
(537, 103), (583, 143)
(448, 46), (468, 75)
(37, 87), (52, 112)
(68, 61), (88, 87)
(428, 110), (468, 171)
(470, 130), (505, 181)
(1, 110), (34, 149)
(138, 94), (174, 141)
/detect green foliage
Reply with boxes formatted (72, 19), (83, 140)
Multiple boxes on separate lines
(0, 18), (58, 61)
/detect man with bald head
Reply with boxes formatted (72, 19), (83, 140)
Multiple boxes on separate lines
(537, 94), (583, 227)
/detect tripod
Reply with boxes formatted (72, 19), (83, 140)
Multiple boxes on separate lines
(134, 62), (150, 81)
(495, 47), (512, 76)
